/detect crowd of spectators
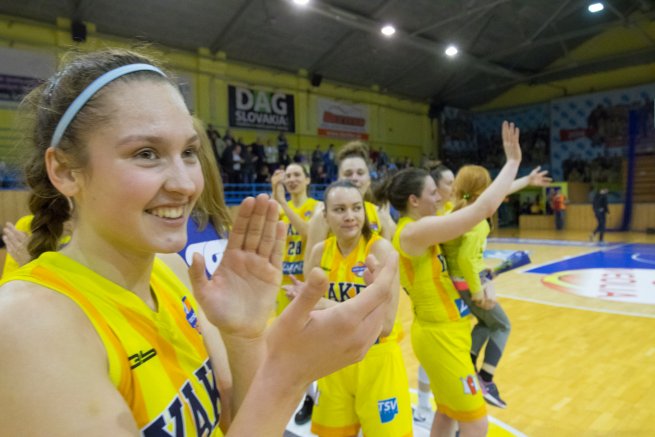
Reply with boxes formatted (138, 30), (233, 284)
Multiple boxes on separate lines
(562, 151), (622, 184)
(204, 125), (433, 186)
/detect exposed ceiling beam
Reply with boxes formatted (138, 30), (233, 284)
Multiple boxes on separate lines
(308, 0), (396, 73)
(527, 0), (575, 43)
(441, 46), (655, 101)
(286, 0), (526, 81)
(484, 11), (655, 62)
(409, 0), (510, 37)
(209, 0), (258, 53)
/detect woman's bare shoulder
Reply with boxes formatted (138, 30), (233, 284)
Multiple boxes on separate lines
(0, 280), (101, 346)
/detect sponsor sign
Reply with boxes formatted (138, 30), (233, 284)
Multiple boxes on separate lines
(228, 85), (295, 132)
(317, 97), (369, 140)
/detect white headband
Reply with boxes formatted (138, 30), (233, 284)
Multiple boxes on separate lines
(50, 63), (167, 148)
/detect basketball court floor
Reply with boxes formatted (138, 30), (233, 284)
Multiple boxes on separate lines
(285, 229), (655, 437)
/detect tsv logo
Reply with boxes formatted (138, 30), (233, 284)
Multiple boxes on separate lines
(377, 397), (398, 424)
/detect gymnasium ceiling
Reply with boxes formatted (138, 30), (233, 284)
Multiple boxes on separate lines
(0, 0), (654, 109)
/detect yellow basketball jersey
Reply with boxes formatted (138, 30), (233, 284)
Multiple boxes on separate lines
(393, 217), (470, 324)
(364, 201), (382, 235)
(280, 197), (319, 284)
(3, 252), (223, 436)
(2, 214), (71, 278)
(320, 234), (401, 343)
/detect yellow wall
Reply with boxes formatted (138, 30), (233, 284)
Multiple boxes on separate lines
(475, 13), (655, 111)
(0, 14), (432, 166)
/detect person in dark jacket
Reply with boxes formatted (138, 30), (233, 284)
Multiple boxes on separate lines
(590, 188), (609, 243)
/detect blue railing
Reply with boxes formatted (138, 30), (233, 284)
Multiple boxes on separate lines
(223, 183), (329, 205)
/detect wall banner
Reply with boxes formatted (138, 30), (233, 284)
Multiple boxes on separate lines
(228, 85), (295, 132)
(317, 98), (369, 140)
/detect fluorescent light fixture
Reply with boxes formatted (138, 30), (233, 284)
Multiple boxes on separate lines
(588, 2), (604, 13)
(445, 45), (458, 57)
(381, 25), (396, 37)
(293, 0), (310, 6)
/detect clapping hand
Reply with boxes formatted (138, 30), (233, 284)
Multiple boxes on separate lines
(189, 194), (286, 339)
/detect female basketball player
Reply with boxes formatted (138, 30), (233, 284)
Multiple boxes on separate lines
(293, 180), (411, 437)
(297, 140), (397, 421)
(0, 48), (397, 436)
(375, 121), (521, 437)
(271, 163), (319, 315)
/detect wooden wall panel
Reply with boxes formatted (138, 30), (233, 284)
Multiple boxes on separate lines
(0, 190), (30, 227)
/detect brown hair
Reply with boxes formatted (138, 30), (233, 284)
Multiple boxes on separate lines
(192, 117), (232, 235)
(323, 180), (372, 242)
(374, 168), (429, 213)
(451, 165), (492, 213)
(20, 48), (175, 259)
(336, 141), (371, 167)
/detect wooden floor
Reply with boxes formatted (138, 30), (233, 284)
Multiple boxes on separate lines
(3, 228), (655, 436)
(398, 229), (655, 436)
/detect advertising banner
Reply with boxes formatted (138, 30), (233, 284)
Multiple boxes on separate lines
(317, 98), (368, 140)
(228, 85), (295, 132)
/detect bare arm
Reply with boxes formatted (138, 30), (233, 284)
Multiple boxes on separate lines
(228, 253), (398, 435)
(303, 203), (329, 267)
(401, 121), (522, 256)
(377, 204), (397, 241)
(0, 282), (140, 436)
(508, 166), (552, 195)
(271, 170), (310, 237)
(368, 239), (400, 336)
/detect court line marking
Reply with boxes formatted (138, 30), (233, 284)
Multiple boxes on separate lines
(498, 293), (655, 319)
(520, 244), (628, 274)
(408, 389), (528, 437)
(633, 253), (655, 265)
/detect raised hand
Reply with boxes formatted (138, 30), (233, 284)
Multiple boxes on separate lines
(2, 222), (30, 267)
(189, 194), (286, 339)
(271, 169), (286, 204)
(265, 251), (398, 386)
(501, 121), (521, 163)
(527, 166), (552, 187)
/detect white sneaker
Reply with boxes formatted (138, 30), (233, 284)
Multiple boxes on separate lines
(413, 406), (434, 429)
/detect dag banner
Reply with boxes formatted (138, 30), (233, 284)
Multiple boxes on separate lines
(228, 85), (295, 132)
(317, 98), (369, 140)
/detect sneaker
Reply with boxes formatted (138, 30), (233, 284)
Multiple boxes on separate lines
(294, 395), (314, 425)
(479, 379), (507, 409)
(412, 406), (434, 429)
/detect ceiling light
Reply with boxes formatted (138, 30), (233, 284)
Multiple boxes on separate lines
(445, 45), (458, 57)
(588, 2), (604, 13)
(381, 25), (396, 37)
(293, 0), (310, 6)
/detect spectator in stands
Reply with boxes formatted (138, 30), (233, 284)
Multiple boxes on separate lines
(231, 144), (244, 183)
(256, 165), (271, 184)
(251, 137), (266, 173)
(264, 138), (279, 173)
(242, 145), (255, 185)
(223, 128), (234, 143)
(206, 123), (225, 166)
(324, 144), (336, 181)
(277, 132), (289, 159)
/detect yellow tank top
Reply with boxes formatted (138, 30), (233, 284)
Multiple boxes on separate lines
(3, 252), (223, 436)
(281, 197), (319, 285)
(393, 217), (470, 324)
(2, 214), (71, 277)
(364, 201), (382, 234)
(320, 234), (402, 343)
